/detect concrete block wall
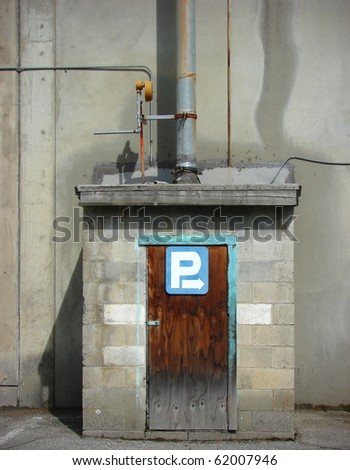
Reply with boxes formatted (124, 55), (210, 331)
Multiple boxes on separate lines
(236, 236), (294, 438)
(82, 232), (147, 437)
(82, 206), (295, 439)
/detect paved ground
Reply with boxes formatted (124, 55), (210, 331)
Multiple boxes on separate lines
(0, 408), (349, 450)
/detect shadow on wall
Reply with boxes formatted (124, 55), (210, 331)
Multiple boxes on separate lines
(116, 140), (139, 183)
(38, 252), (83, 424)
(254, 0), (298, 160)
(156, 0), (177, 168)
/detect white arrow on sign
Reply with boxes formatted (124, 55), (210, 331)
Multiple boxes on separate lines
(181, 278), (205, 290)
(170, 251), (202, 289)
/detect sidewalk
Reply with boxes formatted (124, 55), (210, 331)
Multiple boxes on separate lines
(1, 408), (349, 450)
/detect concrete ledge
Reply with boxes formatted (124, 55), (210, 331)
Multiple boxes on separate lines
(75, 184), (301, 207)
(83, 429), (295, 441)
(83, 430), (146, 440)
(145, 431), (189, 441)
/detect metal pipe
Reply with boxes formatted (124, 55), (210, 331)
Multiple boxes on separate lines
(0, 65), (152, 80)
(176, 0), (198, 175)
(227, 0), (232, 167)
(0, 65), (153, 163)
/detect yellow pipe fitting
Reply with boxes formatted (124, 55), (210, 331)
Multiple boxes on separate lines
(135, 79), (153, 102)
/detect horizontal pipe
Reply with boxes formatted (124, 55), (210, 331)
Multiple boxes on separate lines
(146, 114), (176, 120)
(0, 65), (153, 163)
(94, 129), (140, 135)
(0, 65), (152, 80)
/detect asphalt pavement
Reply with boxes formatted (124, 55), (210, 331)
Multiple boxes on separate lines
(0, 408), (349, 450)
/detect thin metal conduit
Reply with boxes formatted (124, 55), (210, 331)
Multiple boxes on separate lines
(227, 0), (231, 167)
(0, 65), (152, 79)
(0, 65), (153, 163)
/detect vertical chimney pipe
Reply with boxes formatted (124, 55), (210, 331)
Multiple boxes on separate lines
(175, 0), (198, 181)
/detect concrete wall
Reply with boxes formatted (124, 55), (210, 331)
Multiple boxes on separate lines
(1, 0), (350, 407)
(0, 0), (19, 407)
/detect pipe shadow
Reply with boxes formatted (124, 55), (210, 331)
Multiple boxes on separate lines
(156, 0), (177, 170)
(116, 140), (139, 183)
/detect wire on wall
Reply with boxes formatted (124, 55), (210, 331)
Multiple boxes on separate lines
(271, 156), (350, 184)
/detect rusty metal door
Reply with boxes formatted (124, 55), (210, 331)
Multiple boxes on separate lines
(147, 245), (228, 430)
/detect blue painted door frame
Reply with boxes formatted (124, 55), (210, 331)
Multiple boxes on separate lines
(139, 234), (237, 430)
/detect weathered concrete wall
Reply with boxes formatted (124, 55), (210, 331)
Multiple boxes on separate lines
(0, 0), (19, 407)
(1, 0), (350, 408)
(229, 0), (350, 406)
(18, 0), (56, 408)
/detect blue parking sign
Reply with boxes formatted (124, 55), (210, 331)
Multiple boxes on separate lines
(165, 246), (209, 295)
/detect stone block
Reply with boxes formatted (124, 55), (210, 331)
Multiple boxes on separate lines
(272, 304), (294, 325)
(102, 261), (139, 282)
(252, 282), (294, 303)
(273, 347), (294, 368)
(124, 366), (146, 388)
(104, 304), (146, 325)
(83, 303), (104, 326)
(253, 239), (294, 262)
(83, 325), (102, 366)
(238, 346), (273, 368)
(237, 239), (253, 261)
(252, 325), (294, 347)
(252, 411), (294, 433)
(238, 390), (273, 411)
(252, 239), (275, 261)
(237, 303), (272, 324)
(237, 325), (252, 346)
(83, 387), (119, 411)
(273, 390), (295, 410)
(237, 411), (253, 432)
(274, 261), (294, 282)
(83, 282), (99, 309)
(84, 240), (112, 261)
(252, 368), (294, 390)
(237, 368), (253, 390)
(83, 366), (125, 389)
(238, 261), (273, 282)
(124, 281), (146, 304)
(103, 346), (146, 366)
(82, 260), (100, 283)
(105, 283), (126, 304)
(274, 239), (294, 261)
(237, 282), (252, 302)
(84, 387), (146, 427)
(102, 324), (146, 347)
(84, 284), (120, 321)
(110, 240), (140, 262)
(83, 407), (125, 431)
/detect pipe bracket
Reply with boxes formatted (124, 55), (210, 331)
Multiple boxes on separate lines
(175, 112), (197, 120)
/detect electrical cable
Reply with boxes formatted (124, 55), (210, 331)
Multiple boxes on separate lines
(271, 156), (350, 184)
